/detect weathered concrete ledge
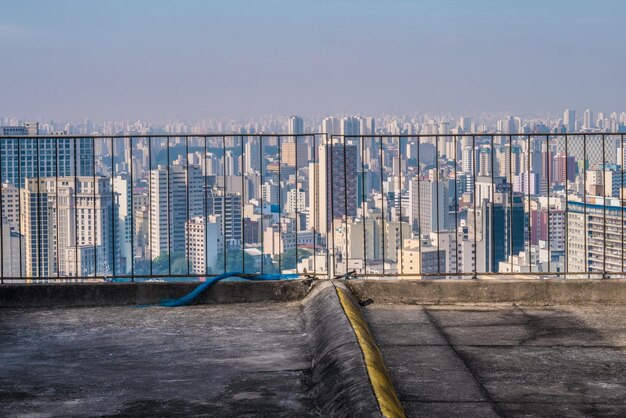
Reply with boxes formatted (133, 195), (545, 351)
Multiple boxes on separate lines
(0, 280), (312, 308)
(346, 279), (626, 305)
(302, 281), (382, 417)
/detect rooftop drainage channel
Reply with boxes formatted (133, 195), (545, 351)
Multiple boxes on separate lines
(0, 279), (405, 417)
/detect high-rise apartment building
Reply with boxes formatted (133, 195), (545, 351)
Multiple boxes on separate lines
(286, 188), (306, 214)
(282, 139), (308, 168)
(20, 178), (54, 278)
(583, 109), (594, 130)
(408, 179), (449, 235)
(287, 116), (304, 135)
(467, 189), (524, 272)
(563, 109), (576, 132)
(340, 117), (360, 136)
(1, 182), (20, 230)
(185, 215), (223, 274)
(315, 143), (358, 235)
(212, 192), (243, 246)
(55, 177), (115, 277)
(149, 163), (204, 259)
(321, 117), (339, 136)
(567, 198), (624, 274)
(1, 137), (94, 187)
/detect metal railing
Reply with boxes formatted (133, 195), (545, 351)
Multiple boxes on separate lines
(1, 132), (624, 283)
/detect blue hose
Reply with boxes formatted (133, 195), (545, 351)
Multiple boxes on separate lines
(159, 272), (300, 307)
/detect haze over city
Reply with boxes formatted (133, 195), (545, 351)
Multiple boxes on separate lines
(2, 0), (626, 121)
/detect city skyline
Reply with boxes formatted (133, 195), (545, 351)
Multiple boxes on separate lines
(3, 107), (626, 138)
(3, 123), (626, 280)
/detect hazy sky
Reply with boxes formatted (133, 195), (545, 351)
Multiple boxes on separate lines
(1, 0), (625, 121)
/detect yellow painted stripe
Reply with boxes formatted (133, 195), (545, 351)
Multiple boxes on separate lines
(335, 285), (406, 418)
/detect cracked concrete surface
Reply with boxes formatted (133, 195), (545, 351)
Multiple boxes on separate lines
(364, 304), (626, 417)
(0, 303), (319, 417)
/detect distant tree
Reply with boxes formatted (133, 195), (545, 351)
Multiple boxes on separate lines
(150, 252), (187, 275)
(213, 250), (257, 274)
(273, 248), (313, 271)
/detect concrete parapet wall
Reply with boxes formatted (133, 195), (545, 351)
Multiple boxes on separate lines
(0, 280), (312, 308)
(345, 279), (626, 306)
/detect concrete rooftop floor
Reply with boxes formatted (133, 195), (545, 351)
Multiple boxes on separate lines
(1, 279), (625, 417)
(0, 303), (318, 417)
(364, 304), (626, 417)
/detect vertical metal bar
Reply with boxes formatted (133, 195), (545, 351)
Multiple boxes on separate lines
(324, 134), (329, 276)
(398, 136), (404, 275)
(417, 135), (423, 275)
(17, 138), (23, 279)
(75, 138), (80, 278)
(622, 134), (625, 275)
(343, 135), (349, 274)
(490, 135), (494, 273)
(260, 136), (264, 274)
(526, 135), (531, 274)
(148, 137), (153, 276)
(619, 134), (624, 275)
(380, 136), (385, 275)
(0, 137), (4, 282)
(93, 138), (97, 278)
(204, 136), (208, 276)
(186, 136), (190, 276)
(313, 134), (317, 275)
(583, 134), (587, 277)
(509, 135), (513, 273)
(56, 138), (60, 280)
(129, 137), (134, 281)
(546, 135), (551, 273)
(295, 135), (299, 274)
(472, 135), (477, 278)
(454, 135), (459, 274)
(330, 136), (335, 276)
(278, 135), (282, 273)
(563, 133), (564, 279)
(436, 134), (441, 273)
(241, 135), (245, 273)
(361, 135), (367, 274)
(110, 138), (115, 278)
(36, 138), (41, 278)
(602, 134), (607, 277)
(166, 136), (171, 275)
(222, 136), (226, 273)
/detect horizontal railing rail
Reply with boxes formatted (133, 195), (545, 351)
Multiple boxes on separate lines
(1, 132), (624, 282)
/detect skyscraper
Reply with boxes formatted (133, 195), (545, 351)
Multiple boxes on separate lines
(282, 139), (308, 168)
(321, 117), (339, 136)
(458, 116), (471, 133)
(316, 143), (358, 235)
(185, 215), (223, 274)
(149, 163), (204, 259)
(20, 178), (54, 278)
(462, 146), (474, 174)
(287, 116), (304, 135)
(567, 198), (624, 274)
(340, 117), (360, 136)
(55, 177), (115, 277)
(212, 192), (243, 246)
(408, 178), (449, 235)
(563, 109), (576, 132)
(467, 190), (524, 272)
(583, 109), (594, 130)
(1, 137), (94, 188)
